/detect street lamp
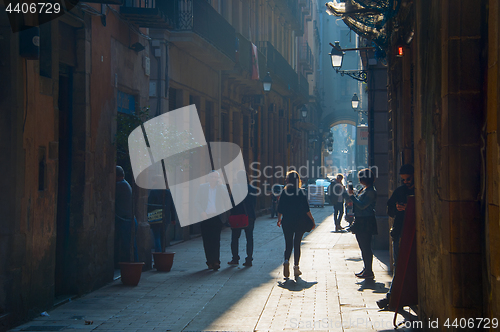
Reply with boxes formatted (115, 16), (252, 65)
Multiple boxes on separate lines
(329, 41), (344, 68)
(351, 93), (367, 115)
(301, 105), (308, 119)
(262, 72), (272, 92)
(329, 41), (374, 83)
(351, 93), (359, 109)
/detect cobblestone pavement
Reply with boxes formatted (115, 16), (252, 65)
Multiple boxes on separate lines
(11, 207), (416, 332)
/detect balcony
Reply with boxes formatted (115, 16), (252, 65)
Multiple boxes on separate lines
(120, 0), (174, 29)
(299, 42), (314, 73)
(169, 0), (236, 69)
(302, 0), (311, 16)
(298, 73), (309, 102)
(274, 0), (304, 33)
(257, 41), (298, 95)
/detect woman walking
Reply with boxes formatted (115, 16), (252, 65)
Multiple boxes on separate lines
(277, 171), (316, 279)
(344, 168), (377, 279)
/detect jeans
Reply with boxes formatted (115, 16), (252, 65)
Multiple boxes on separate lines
(282, 226), (306, 266)
(115, 217), (132, 265)
(200, 216), (222, 266)
(333, 203), (344, 226)
(355, 233), (373, 274)
(151, 224), (163, 253)
(230, 219), (255, 262)
(271, 199), (278, 217)
(133, 217), (139, 262)
(392, 236), (401, 269)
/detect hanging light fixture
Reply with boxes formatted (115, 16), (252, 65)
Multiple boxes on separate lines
(351, 93), (359, 109)
(329, 41), (344, 69)
(262, 72), (272, 92)
(301, 105), (308, 119)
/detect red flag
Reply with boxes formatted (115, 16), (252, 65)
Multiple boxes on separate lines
(251, 43), (259, 80)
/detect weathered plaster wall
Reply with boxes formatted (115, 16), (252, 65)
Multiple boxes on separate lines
(415, 0), (485, 326)
(486, 0), (500, 320)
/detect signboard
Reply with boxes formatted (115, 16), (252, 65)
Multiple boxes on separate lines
(117, 90), (136, 114)
(357, 126), (368, 145)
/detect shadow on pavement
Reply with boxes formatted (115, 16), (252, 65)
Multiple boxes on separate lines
(356, 278), (389, 293)
(346, 257), (362, 262)
(277, 278), (318, 291)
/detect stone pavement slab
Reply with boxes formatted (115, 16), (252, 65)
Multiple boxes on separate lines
(11, 207), (416, 332)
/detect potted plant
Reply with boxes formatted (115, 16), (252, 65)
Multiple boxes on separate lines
(119, 262), (145, 286)
(152, 252), (175, 272)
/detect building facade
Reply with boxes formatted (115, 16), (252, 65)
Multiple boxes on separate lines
(0, 0), (320, 329)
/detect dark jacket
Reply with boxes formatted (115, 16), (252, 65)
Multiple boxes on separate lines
(147, 189), (177, 227)
(277, 186), (310, 232)
(387, 185), (415, 239)
(344, 185), (377, 218)
(328, 181), (345, 205)
(115, 179), (133, 221)
(230, 184), (257, 221)
(344, 185), (378, 235)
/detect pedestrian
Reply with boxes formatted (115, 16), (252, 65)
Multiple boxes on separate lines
(328, 173), (346, 232)
(270, 183), (282, 218)
(195, 171), (229, 271)
(376, 164), (415, 309)
(228, 170), (257, 267)
(387, 164), (415, 265)
(147, 175), (177, 253)
(344, 168), (377, 279)
(115, 166), (134, 267)
(277, 170), (316, 279)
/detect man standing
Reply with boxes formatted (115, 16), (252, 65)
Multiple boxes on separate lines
(195, 171), (229, 271)
(387, 164), (415, 265)
(328, 174), (346, 232)
(147, 175), (178, 253)
(115, 166), (134, 267)
(376, 164), (415, 309)
(228, 170), (257, 267)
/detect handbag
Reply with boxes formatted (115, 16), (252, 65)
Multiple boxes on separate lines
(302, 216), (314, 232)
(228, 214), (249, 228)
(147, 209), (163, 224)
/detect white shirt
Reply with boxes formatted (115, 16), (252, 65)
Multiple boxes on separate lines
(205, 186), (217, 214)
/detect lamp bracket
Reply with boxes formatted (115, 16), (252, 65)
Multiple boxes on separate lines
(336, 69), (368, 82)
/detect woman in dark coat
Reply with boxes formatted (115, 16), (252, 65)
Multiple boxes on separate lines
(344, 168), (377, 279)
(277, 171), (316, 279)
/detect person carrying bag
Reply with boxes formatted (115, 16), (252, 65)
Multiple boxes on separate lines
(227, 171), (257, 267)
(277, 170), (316, 279)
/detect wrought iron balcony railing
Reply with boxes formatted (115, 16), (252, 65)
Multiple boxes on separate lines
(121, 0), (175, 29)
(299, 73), (309, 100)
(177, 0), (236, 62)
(256, 41), (298, 93)
(299, 41), (314, 72)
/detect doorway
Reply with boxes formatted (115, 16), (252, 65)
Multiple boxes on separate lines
(55, 64), (73, 298)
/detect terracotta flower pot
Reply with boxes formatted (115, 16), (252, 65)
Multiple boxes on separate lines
(119, 262), (144, 286)
(152, 252), (175, 272)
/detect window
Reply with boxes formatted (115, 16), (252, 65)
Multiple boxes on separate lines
(39, 21), (52, 78)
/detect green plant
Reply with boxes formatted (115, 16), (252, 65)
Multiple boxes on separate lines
(116, 107), (149, 185)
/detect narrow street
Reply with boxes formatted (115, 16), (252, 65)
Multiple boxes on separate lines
(11, 208), (413, 332)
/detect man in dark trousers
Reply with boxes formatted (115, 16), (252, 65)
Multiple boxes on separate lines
(228, 170), (258, 267)
(195, 171), (229, 271)
(328, 173), (346, 232)
(115, 166), (134, 267)
(377, 164), (415, 309)
(147, 175), (178, 253)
